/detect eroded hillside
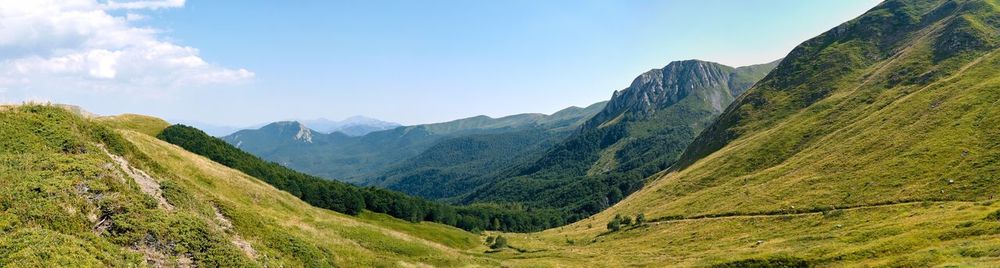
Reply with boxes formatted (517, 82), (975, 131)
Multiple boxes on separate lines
(0, 105), (493, 267)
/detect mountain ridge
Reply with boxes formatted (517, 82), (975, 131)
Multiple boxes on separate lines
(492, 0), (1000, 265)
(457, 59), (778, 220)
(222, 101), (607, 184)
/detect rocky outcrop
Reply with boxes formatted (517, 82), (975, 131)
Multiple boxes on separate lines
(582, 60), (777, 130)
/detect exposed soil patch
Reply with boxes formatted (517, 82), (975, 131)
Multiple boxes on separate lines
(99, 145), (174, 211)
(213, 205), (258, 259)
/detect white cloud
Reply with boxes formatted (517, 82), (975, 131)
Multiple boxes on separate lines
(0, 0), (252, 96)
(125, 13), (148, 21)
(105, 0), (185, 10)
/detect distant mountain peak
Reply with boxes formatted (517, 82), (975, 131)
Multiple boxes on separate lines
(259, 121), (314, 143)
(300, 116), (401, 136)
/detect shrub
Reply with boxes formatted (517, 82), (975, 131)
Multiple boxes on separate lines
(712, 256), (811, 268)
(490, 236), (508, 249)
(986, 209), (1000, 221)
(607, 215), (622, 232)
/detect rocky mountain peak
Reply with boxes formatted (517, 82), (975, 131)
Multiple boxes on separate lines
(263, 121), (314, 143)
(582, 59), (777, 130)
(618, 60), (734, 116)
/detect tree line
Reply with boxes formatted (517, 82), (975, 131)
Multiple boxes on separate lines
(157, 124), (564, 232)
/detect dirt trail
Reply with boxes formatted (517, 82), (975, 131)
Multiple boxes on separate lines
(648, 200), (976, 225)
(99, 145), (174, 211)
(212, 205), (258, 259)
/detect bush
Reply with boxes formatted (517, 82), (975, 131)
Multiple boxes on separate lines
(711, 256), (811, 268)
(986, 209), (1000, 221)
(635, 213), (645, 225)
(607, 215), (622, 232)
(490, 236), (508, 249)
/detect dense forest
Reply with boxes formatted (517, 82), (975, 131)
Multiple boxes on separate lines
(157, 124), (566, 232)
(372, 128), (565, 200)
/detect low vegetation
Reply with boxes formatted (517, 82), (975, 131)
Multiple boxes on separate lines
(0, 105), (494, 266)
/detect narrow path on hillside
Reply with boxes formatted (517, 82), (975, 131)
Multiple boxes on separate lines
(646, 200), (978, 225)
(98, 144), (175, 211)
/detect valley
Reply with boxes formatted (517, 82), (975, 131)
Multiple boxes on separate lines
(4, 0), (1000, 267)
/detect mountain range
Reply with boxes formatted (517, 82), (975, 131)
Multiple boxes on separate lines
(299, 116), (402, 136)
(223, 102), (607, 185)
(6, 0), (1000, 266)
(173, 116), (400, 137)
(456, 59), (780, 219)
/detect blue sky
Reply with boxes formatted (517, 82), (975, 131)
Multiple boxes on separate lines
(1, 0), (880, 126)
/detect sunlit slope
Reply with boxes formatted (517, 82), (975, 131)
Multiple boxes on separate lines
(0, 105), (492, 267)
(494, 0), (1000, 266)
(504, 201), (1000, 266)
(619, 0), (1000, 218)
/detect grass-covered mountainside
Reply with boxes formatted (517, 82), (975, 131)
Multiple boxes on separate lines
(9, 0), (1000, 266)
(223, 102), (607, 185)
(159, 124), (565, 232)
(0, 105), (497, 266)
(485, 0), (1000, 266)
(461, 60), (778, 221)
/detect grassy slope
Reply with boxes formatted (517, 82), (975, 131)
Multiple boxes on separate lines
(503, 201), (1000, 266)
(492, 0), (1000, 266)
(617, 0), (1000, 221)
(0, 105), (493, 267)
(120, 131), (492, 267)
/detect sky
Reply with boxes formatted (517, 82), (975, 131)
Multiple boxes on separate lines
(0, 0), (882, 127)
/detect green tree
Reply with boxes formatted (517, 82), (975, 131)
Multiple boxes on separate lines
(621, 215), (633, 226)
(490, 235), (508, 249)
(635, 213), (645, 225)
(607, 215), (622, 232)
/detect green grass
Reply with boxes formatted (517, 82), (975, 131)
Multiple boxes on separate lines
(487, 0), (1000, 266)
(121, 125), (496, 267)
(0, 104), (496, 267)
(93, 114), (171, 137)
(498, 202), (1000, 267)
(356, 212), (480, 250)
(5, 1), (1000, 267)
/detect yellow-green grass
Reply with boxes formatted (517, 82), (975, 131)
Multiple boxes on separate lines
(94, 114), (171, 137)
(117, 128), (495, 267)
(0, 105), (495, 267)
(495, 201), (1000, 267)
(490, 1), (1000, 266)
(581, 0), (1000, 223)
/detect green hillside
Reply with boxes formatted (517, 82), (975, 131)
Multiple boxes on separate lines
(460, 60), (778, 221)
(488, 0), (1000, 266)
(372, 128), (562, 200)
(364, 102), (610, 200)
(223, 101), (606, 185)
(159, 124), (565, 232)
(0, 105), (493, 266)
(8, 0), (1000, 266)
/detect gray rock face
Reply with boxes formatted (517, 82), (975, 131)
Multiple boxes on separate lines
(583, 60), (776, 130)
(618, 60), (731, 116)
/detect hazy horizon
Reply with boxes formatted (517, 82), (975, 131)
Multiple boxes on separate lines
(0, 0), (880, 126)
